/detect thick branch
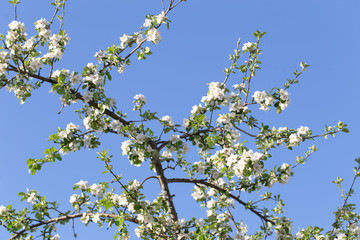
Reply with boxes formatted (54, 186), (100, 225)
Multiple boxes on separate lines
(151, 154), (179, 222)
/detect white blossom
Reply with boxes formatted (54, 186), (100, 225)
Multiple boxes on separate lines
(50, 234), (60, 240)
(156, 11), (167, 23)
(0, 63), (8, 75)
(136, 33), (144, 45)
(160, 115), (174, 126)
(118, 64), (126, 73)
(121, 140), (131, 155)
(69, 194), (79, 204)
(289, 133), (301, 146)
(9, 20), (26, 33)
(90, 184), (103, 197)
(92, 213), (101, 223)
(170, 135), (181, 144)
(146, 28), (161, 44)
(120, 34), (130, 48)
(76, 180), (89, 190)
(94, 50), (106, 63)
(242, 42), (254, 51)
(297, 126), (310, 137)
(83, 91), (94, 103)
(0, 205), (7, 215)
(27, 192), (37, 204)
(80, 213), (90, 224)
(134, 94), (146, 102)
(136, 134), (147, 144)
(143, 18), (152, 27)
(191, 104), (202, 114)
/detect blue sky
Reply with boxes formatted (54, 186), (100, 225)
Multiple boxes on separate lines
(1, 0), (360, 239)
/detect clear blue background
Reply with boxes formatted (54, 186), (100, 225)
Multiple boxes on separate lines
(1, 0), (360, 239)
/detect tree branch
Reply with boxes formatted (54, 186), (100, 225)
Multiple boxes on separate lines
(167, 178), (275, 225)
(9, 213), (138, 240)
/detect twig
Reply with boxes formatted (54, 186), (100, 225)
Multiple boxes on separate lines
(9, 213), (138, 240)
(167, 178), (275, 225)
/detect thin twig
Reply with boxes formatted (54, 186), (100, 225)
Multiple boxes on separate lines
(167, 178), (275, 225)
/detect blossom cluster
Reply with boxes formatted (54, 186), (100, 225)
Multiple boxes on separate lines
(289, 126), (310, 146)
(253, 90), (275, 111)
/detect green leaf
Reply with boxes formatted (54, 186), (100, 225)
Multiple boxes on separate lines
(342, 128), (349, 133)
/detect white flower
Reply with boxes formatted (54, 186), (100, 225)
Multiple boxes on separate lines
(297, 126), (310, 137)
(183, 119), (190, 128)
(315, 235), (325, 240)
(137, 213), (154, 224)
(203, 82), (225, 104)
(146, 28), (161, 44)
(192, 186), (206, 201)
(9, 20), (26, 33)
(76, 180), (89, 190)
(69, 194), (79, 204)
(84, 73), (104, 86)
(169, 135), (181, 144)
(296, 230), (304, 238)
(0, 63), (8, 75)
(50, 234), (60, 240)
(27, 192), (37, 204)
(160, 115), (174, 126)
(135, 227), (142, 237)
(196, 218), (205, 228)
(217, 114), (229, 125)
(335, 232), (346, 239)
(28, 58), (43, 71)
(156, 11), (167, 23)
(136, 33), (144, 45)
(66, 122), (80, 132)
(92, 213), (101, 223)
(0, 51), (8, 62)
(23, 37), (35, 50)
(279, 89), (290, 101)
(121, 140), (131, 155)
(349, 222), (360, 234)
(129, 180), (140, 190)
(83, 91), (94, 103)
(181, 143), (189, 154)
(281, 163), (292, 174)
(118, 64), (126, 73)
(242, 42), (254, 51)
(0, 205), (7, 215)
(143, 18), (152, 27)
(206, 199), (216, 209)
(265, 95), (275, 106)
(118, 195), (128, 206)
(162, 149), (173, 158)
(191, 104), (202, 114)
(70, 72), (81, 85)
(35, 18), (49, 30)
(134, 94), (146, 102)
(39, 28), (51, 39)
(80, 213), (90, 224)
(136, 134), (147, 144)
(289, 133), (301, 145)
(90, 184), (103, 197)
(120, 34), (130, 48)
(194, 161), (206, 174)
(253, 91), (266, 103)
(94, 50), (106, 63)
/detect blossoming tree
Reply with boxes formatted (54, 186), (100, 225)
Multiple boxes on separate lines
(0, 0), (359, 239)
